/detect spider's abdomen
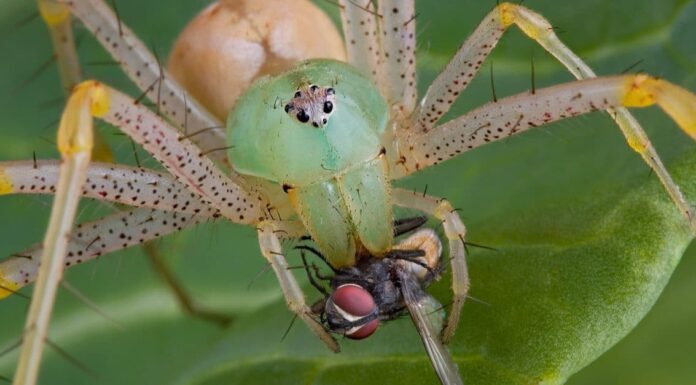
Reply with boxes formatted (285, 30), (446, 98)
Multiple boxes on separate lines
(168, 0), (345, 120)
(228, 60), (392, 266)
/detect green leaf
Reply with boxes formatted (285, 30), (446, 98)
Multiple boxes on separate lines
(0, 1), (695, 385)
(175, 153), (695, 385)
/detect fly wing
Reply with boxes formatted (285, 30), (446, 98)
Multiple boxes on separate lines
(398, 270), (464, 385)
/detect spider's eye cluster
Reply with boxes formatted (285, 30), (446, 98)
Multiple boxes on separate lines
(325, 283), (379, 339)
(284, 84), (337, 128)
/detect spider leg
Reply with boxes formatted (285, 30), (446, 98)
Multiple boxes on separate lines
(338, 0), (381, 84)
(14, 81), (106, 384)
(53, 0), (225, 164)
(257, 221), (340, 352)
(0, 208), (211, 299)
(405, 76), (696, 199)
(393, 189), (468, 344)
(0, 160), (218, 215)
(37, 0), (80, 93)
(73, 81), (266, 224)
(375, 0), (418, 117)
(38, 0), (114, 163)
(142, 242), (233, 327)
(401, 2), (696, 233)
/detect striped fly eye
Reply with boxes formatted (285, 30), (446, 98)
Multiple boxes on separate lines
(330, 284), (379, 339)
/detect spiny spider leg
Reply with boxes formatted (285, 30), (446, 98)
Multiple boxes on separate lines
(0, 208), (211, 298)
(375, 0), (417, 116)
(338, 0), (381, 85)
(393, 188), (468, 344)
(0, 160), (218, 215)
(49, 0), (226, 164)
(37, 0), (80, 94)
(257, 221), (340, 352)
(407, 75), (696, 180)
(13, 80), (107, 384)
(141, 242), (233, 327)
(83, 81), (266, 224)
(38, 0), (115, 162)
(406, 2), (696, 232)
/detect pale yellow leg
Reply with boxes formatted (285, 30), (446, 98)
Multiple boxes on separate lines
(393, 189), (469, 344)
(498, 3), (696, 234)
(14, 81), (108, 385)
(38, 0), (113, 162)
(257, 221), (340, 352)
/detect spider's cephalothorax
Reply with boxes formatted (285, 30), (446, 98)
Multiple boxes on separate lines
(228, 60), (393, 268)
(284, 84), (336, 128)
(315, 227), (445, 339)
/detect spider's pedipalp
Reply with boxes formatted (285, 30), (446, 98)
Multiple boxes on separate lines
(257, 221), (340, 352)
(393, 189), (468, 344)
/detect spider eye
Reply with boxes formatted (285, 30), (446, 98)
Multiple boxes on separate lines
(310, 84), (319, 92)
(296, 109), (310, 123)
(284, 103), (293, 113)
(322, 118), (327, 125)
(323, 101), (333, 114)
(294, 91), (302, 98)
(328, 284), (379, 340)
(326, 87), (335, 95)
(312, 122), (319, 128)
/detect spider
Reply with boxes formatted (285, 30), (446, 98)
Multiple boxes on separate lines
(0, 0), (695, 384)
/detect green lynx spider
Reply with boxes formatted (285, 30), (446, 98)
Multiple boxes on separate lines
(1, 0), (696, 383)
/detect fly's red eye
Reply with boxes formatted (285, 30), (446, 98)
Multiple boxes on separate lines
(331, 284), (379, 339)
(346, 318), (379, 340)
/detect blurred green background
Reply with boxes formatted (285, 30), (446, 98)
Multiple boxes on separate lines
(0, 0), (695, 384)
